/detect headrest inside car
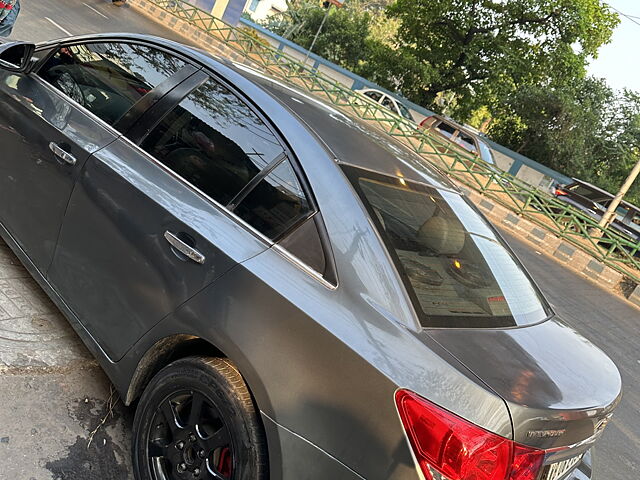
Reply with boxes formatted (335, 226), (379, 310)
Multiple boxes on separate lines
(417, 215), (466, 255)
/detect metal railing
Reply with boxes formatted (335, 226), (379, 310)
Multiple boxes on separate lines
(139, 0), (640, 284)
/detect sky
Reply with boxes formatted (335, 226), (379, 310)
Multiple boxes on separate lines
(587, 0), (640, 92)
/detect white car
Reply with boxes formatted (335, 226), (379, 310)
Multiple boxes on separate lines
(356, 88), (416, 122)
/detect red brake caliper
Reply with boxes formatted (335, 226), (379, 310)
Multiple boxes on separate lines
(217, 447), (232, 477)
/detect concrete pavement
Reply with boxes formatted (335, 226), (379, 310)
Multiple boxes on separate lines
(0, 2), (637, 479)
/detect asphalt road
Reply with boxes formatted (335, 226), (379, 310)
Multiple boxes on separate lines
(500, 230), (640, 480)
(0, 2), (638, 479)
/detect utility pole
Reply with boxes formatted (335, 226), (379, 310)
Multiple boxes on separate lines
(597, 157), (640, 231)
(300, 0), (345, 68)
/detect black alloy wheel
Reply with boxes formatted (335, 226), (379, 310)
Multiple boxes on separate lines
(133, 357), (268, 480)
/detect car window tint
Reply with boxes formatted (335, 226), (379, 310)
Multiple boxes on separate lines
(141, 78), (285, 206)
(38, 42), (186, 126)
(345, 166), (548, 328)
(435, 121), (456, 138)
(234, 159), (312, 239)
(456, 132), (477, 153)
(381, 96), (398, 113)
(567, 184), (607, 201)
(364, 90), (382, 102)
(396, 101), (413, 121)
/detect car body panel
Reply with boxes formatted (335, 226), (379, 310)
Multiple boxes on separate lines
(428, 319), (622, 449)
(47, 136), (270, 361)
(0, 70), (118, 272)
(109, 249), (513, 480)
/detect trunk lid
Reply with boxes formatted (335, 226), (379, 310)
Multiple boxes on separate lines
(426, 318), (621, 451)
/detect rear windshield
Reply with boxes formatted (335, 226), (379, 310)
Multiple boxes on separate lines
(344, 166), (549, 328)
(567, 183), (608, 201)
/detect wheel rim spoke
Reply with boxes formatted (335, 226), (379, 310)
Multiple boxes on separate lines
(201, 426), (230, 451)
(205, 459), (229, 480)
(146, 389), (234, 480)
(148, 438), (168, 458)
(159, 398), (182, 435)
(188, 391), (205, 427)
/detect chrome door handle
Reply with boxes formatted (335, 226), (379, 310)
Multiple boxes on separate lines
(164, 231), (205, 264)
(49, 142), (77, 166)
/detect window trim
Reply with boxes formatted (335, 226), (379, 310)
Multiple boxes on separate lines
(123, 71), (323, 246)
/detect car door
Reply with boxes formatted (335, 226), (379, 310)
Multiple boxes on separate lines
(48, 72), (306, 361)
(0, 40), (194, 273)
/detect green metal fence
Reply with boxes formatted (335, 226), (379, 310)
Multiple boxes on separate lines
(140, 0), (640, 284)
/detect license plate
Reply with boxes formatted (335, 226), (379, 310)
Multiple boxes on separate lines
(542, 454), (583, 480)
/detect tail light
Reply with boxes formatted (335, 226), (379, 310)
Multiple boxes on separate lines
(395, 390), (546, 480)
(554, 188), (568, 196)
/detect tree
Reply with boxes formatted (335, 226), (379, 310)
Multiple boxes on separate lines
(386, 0), (618, 113)
(489, 78), (640, 205)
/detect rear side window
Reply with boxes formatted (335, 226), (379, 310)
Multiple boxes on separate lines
(381, 96), (397, 113)
(435, 121), (456, 138)
(38, 42), (186, 126)
(344, 166), (549, 328)
(234, 159), (313, 239)
(141, 77), (285, 206)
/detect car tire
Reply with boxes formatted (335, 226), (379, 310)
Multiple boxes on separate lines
(132, 356), (268, 480)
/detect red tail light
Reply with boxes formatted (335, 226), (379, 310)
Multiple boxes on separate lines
(395, 390), (546, 480)
(554, 188), (568, 196)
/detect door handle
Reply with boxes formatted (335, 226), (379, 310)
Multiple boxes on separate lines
(49, 142), (77, 166)
(164, 231), (205, 264)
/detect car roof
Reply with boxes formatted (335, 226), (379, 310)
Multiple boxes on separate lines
(226, 65), (457, 191)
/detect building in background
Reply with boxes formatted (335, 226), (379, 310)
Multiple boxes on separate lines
(244, 0), (288, 21)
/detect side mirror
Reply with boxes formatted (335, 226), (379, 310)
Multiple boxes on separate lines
(0, 41), (36, 72)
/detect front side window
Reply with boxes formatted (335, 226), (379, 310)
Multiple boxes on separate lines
(344, 166), (549, 328)
(567, 183), (607, 202)
(141, 77), (285, 207)
(477, 140), (496, 165)
(364, 90), (382, 102)
(39, 42), (186, 126)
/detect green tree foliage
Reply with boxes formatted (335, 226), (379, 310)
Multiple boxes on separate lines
(389, 0), (618, 115)
(490, 78), (640, 204)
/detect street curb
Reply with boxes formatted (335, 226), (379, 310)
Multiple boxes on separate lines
(127, 0), (640, 310)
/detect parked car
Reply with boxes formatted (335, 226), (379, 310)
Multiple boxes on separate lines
(0, 35), (621, 480)
(420, 114), (513, 187)
(554, 179), (640, 243)
(356, 87), (416, 122)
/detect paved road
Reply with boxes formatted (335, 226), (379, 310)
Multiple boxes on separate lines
(0, 2), (638, 479)
(501, 230), (640, 480)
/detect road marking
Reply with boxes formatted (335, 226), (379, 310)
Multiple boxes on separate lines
(83, 2), (109, 19)
(44, 17), (73, 36)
